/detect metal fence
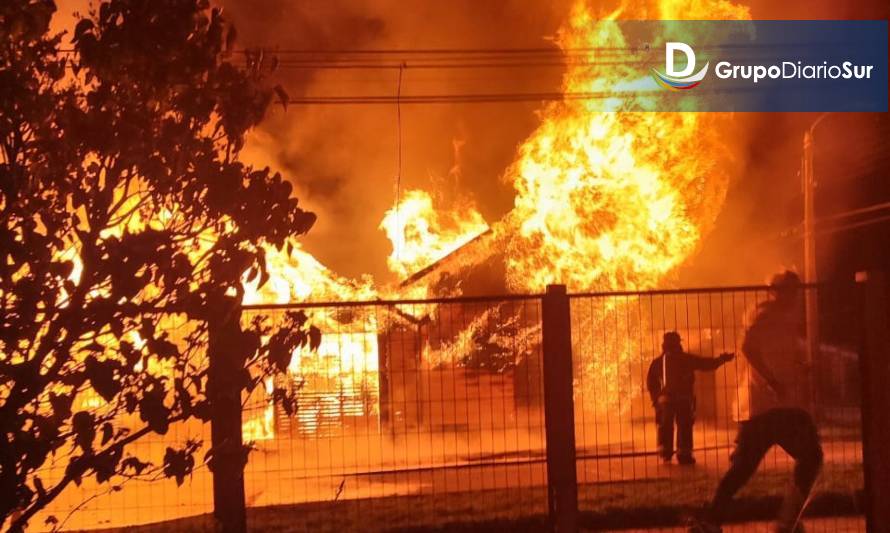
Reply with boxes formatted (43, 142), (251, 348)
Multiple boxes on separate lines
(33, 283), (876, 532)
(568, 285), (865, 531)
(32, 315), (215, 531)
(239, 297), (548, 532)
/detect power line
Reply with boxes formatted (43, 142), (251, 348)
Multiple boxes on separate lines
(815, 213), (890, 238)
(780, 204), (890, 240)
(269, 90), (664, 105)
(816, 200), (890, 224)
(264, 86), (768, 105)
(54, 42), (828, 58)
(248, 47), (605, 54)
(54, 46), (627, 57)
(242, 61), (617, 70)
(228, 43), (841, 55)
(229, 54), (798, 70)
(61, 87), (747, 106)
(53, 45), (826, 73)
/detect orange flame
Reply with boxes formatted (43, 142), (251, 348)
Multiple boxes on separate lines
(380, 189), (488, 281)
(497, 0), (751, 419)
(59, 0), (755, 444)
(245, 0), (754, 432)
(503, 0), (748, 293)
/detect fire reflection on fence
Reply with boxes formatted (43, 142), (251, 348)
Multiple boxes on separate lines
(240, 298), (548, 522)
(34, 285), (866, 532)
(570, 286), (863, 529)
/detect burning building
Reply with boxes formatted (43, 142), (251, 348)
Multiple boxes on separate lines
(14, 0), (756, 452)
(16, 0), (885, 530)
(238, 0), (754, 440)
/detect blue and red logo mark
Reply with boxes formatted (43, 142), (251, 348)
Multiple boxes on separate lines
(651, 42), (709, 90)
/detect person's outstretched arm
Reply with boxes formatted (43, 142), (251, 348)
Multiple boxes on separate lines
(685, 352), (735, 371)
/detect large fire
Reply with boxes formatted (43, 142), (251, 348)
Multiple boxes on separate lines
(380, 189), (488, 282)
(502, 1), (748, 293)
(255, 0), (751, 307)
(241, 0), (753, 436)
(66, 0), (751, 440)
(495, 0), (750, 415)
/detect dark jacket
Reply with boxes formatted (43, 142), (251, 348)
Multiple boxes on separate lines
(647, 352), (724, 404)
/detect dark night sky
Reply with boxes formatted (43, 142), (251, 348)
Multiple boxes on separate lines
(682, 113), (890, 285)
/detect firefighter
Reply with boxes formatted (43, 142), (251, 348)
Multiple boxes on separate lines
(689, 407), (823, 533)
(647, 331), (734, 465)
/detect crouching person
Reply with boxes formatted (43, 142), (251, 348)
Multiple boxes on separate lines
(647, 331), (734, 465)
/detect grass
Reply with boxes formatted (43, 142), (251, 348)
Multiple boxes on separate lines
(577, 462), (863, 530)
(80, 462), (863, 532)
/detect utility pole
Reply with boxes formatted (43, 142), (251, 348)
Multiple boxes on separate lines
(861, 271), (890, 533)
(802, 113), (828, 411)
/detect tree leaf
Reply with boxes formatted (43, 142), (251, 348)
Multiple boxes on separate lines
(100, 422), (114, 446)
(71, 18), (93, 44)
(71, 412), (96, 453)
(85, 356), (121, 403)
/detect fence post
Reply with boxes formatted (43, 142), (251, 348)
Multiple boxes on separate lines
(207, 300), (248, 533)
(861, 272), (890, 533)
(541, 284), (579, 533)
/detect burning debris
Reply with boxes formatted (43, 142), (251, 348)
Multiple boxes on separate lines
(380, 189), (489, 282)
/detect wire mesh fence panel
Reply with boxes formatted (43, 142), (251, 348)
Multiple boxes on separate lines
(32, 315), (214, 532)
(30, 420), (214, 532)
(569, 285), (866, 531)
(240, 297), (547, 532)
(24, 284), (868, 532)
